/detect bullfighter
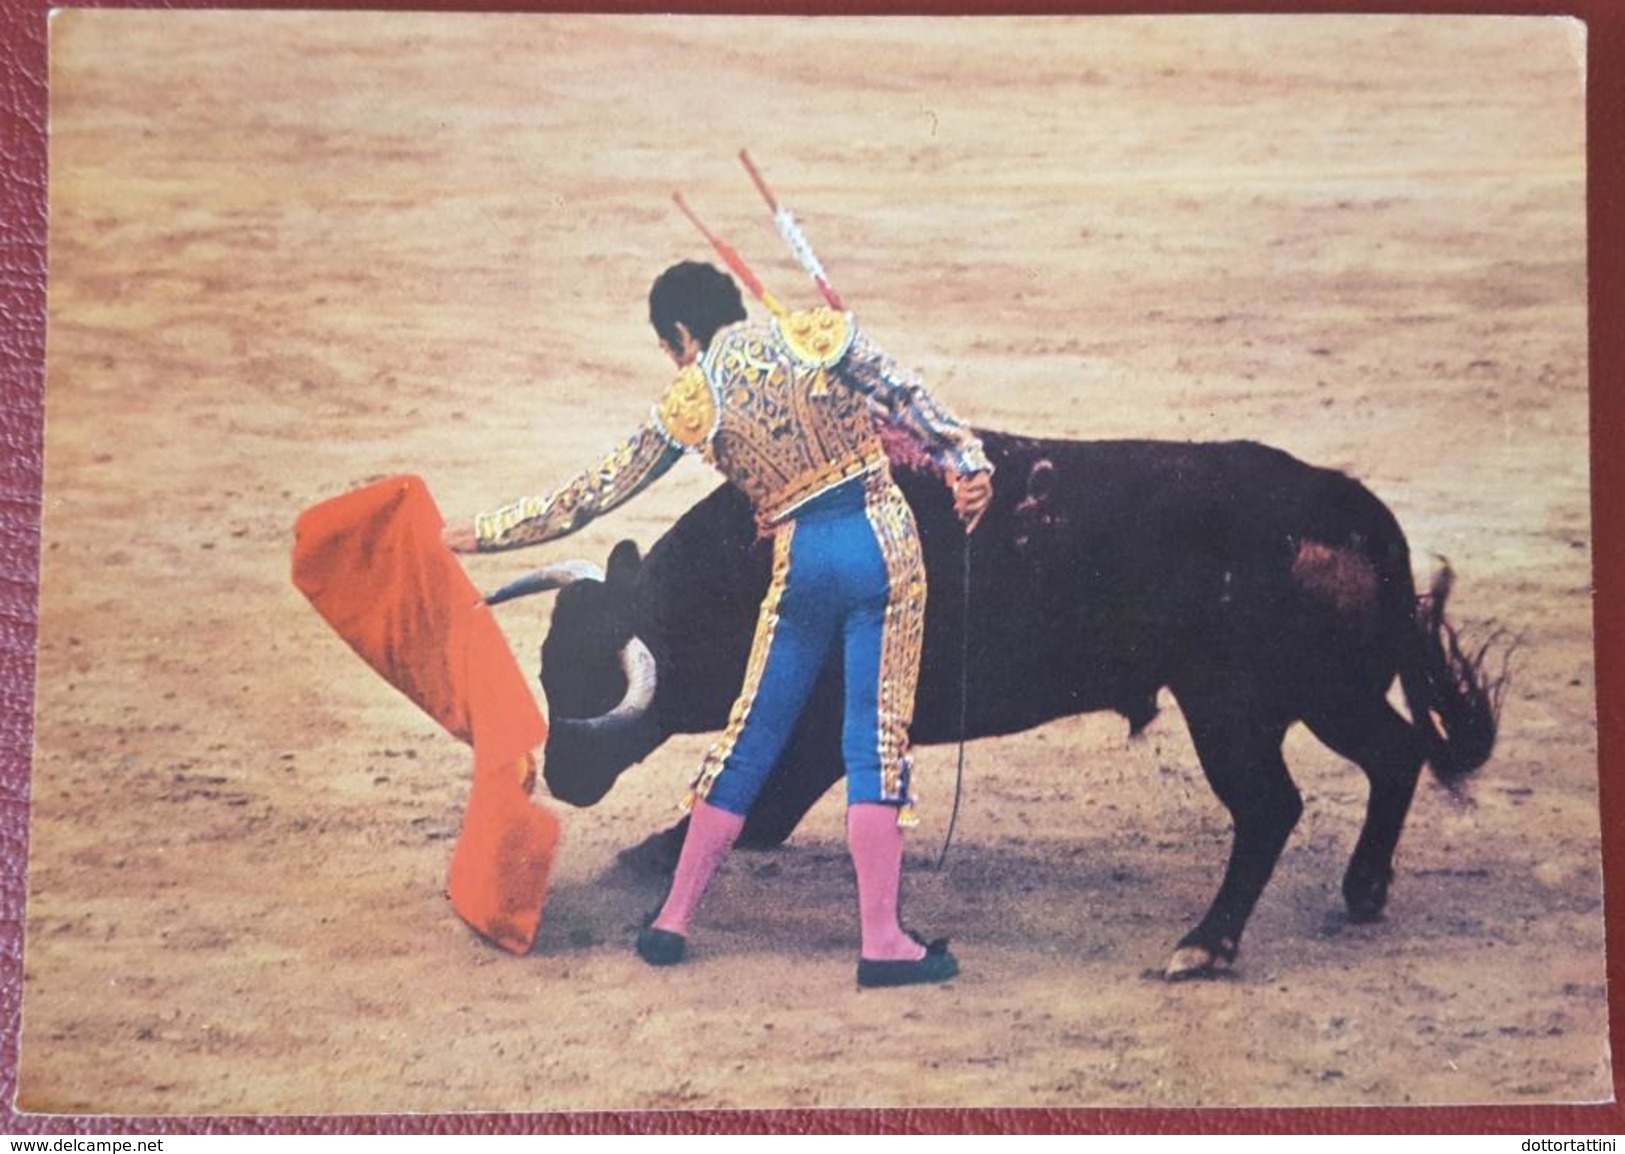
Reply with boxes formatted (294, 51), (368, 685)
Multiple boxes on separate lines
(444, 260), (992, 987)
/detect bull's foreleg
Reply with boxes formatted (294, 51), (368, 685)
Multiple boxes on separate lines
(736, 689), (846, 850)
(1167, 696), (1300, 980)
(622, 685), (844, 873)
(616, 816), (688, 875)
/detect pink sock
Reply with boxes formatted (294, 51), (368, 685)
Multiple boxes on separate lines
(651, 799), (745, 936)
(847, 803), (927, 962)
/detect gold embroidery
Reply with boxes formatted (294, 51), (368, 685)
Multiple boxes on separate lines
(655, 364), (719, 450)
(839, 329), (993, 478)
(701, 319), (883, 530)
(757, 446), (888, 533)
(686, 523), (797, 809)
(863, 471), (928, 804)
(474, 425), (673, 549)
(775, 307), (854, 369)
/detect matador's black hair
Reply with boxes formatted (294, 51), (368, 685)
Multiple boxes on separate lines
(648, 261), (748, 353)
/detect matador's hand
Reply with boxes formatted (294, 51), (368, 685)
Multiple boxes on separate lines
(951, 471), (993, 535)
(442, 521), (480, 554)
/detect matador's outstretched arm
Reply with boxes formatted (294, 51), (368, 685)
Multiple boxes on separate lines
(463, 424), (683, 552)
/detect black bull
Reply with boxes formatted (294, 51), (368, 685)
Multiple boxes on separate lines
(503, 429), (1503, 977)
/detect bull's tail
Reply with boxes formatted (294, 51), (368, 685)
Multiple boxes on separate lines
(1397, 561), (1510, 789)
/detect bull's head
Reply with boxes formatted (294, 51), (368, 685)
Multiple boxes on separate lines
(486, 540), (666, 807)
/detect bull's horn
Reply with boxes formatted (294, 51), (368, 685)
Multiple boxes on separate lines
(566, 636), (659, 733)
(484, 560), (606, 606)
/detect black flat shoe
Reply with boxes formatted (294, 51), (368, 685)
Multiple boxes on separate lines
(636, 926), (686, 967)
(857, 937), (959, 989)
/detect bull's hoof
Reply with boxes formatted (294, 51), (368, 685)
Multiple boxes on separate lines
(1344, 898), (1388, 925)
(615, 826), (685, 876)
(1163, 937), (1238, 981)
(1342, 871), (1392, 924)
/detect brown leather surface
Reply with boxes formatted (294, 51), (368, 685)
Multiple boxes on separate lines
(1, 0), (1620, 1136)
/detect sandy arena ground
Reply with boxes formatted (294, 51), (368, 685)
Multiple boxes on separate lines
(20, 13), (1605, 1113)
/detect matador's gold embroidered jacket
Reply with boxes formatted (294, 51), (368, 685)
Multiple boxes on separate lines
(473, 308), (991, 550)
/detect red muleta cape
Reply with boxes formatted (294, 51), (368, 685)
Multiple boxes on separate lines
(291, 475), (558, 954)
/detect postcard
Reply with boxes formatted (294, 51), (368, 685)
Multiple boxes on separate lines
(20, 11), (1603, 1115)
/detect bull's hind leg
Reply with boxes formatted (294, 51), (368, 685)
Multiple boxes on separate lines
(1167, 690), (1301, 980)
(1303, 699), (1426, 923)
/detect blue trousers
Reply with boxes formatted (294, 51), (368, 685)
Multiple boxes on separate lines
(691, 469), (927, 815)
